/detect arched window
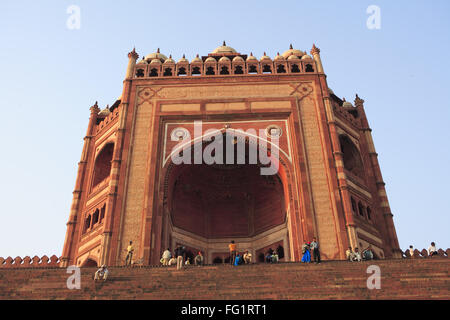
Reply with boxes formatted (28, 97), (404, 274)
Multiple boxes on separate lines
(234, 66), (243, 74)
(149, 68), (158, 77)
(84, 215), (91, 232)
(305, 64), (314, 72)
(248, 65), (258, 74)
(100, 205), (105, 222)
(351, 197), (357, 213)
(92, 209), (99, 225)
(163, 68), (173, 76)
(92, 143), (114, 187)
(177, 67), (187, 76)
(366, 207), (372, 220)
(277, 65), (286, 73)
(135, 69), (144, 77)
(291, 64), (300, 73)
(205, 67), (215, 75)
(220, 66), (229, 75)
(262, 65), (272, 73)
(358, 202), (365, 217)
(191, 66), (201, 75)
(339, 135), (364, 178)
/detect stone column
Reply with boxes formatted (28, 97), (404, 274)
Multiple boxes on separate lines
(355, 95), (402, 258)
(61, 102), (100, 267)
(100, 48), (139, 266)
(322, 92), (358, 255)
(310, 44), (324, 73)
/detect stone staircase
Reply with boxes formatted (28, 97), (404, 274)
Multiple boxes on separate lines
(0, 258), (448, 300)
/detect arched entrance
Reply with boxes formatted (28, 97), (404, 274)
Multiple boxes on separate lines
(159, 133), (294, 264)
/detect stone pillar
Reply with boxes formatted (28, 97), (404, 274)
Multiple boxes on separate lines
(355, 95), (402, 258)
(125, 48), (139, 80)
(101, 48), (139, 266)
(61, 102), (100, 267)
(322, 93), (358, 255)
(310, 44), (324, 73)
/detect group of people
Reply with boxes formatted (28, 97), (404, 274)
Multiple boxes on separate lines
(408, 242), (439, 258)
(229, 241), (253, 265)
(301, 238), (321, 263)
(345, 246), (374, 262)
(160, 246), (205, 269)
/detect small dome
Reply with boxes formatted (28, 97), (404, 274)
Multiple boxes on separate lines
(137, 58), (147, 64)
(282, 44), (304, 59)
(178, 54), (188, 63)
(287, 55), (300, 61)
(145, 48), (168, 63)
(260, 52), (271, 61)
(191, 54), (202, 63)
(301, 54), (313, 60)
(342, 98), (353, 108)
(205, 56), (217, 63)
(219, 56), (231, 63)
(212, 41), (237, 54)
(232, 56), (244, 63)
(150, 58), (162, 65)
(246, 52), (258, 62)
(274, 52), (285, 61)
(328, 88), (334, 95)
(163, 55), (175, 64)
(98, 106), (111, 117)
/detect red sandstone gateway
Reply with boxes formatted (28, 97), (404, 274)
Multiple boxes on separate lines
(60, 42), (402, 268)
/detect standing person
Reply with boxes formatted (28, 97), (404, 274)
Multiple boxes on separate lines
(125, 241), (134, 266)
(301, 242), (311, 263)
(310, 237), (321, 264)
(162, 248), (171, 266)
(176, 246), (185, 270)
(228, 240), (237, 265)
(428, 242), (438, 257)
(408, 245), (415, 258)
(194, 252), (204, 266)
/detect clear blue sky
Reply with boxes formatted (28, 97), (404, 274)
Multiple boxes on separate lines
(0, 0), (449, 258)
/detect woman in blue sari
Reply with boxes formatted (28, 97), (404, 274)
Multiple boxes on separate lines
(301, 242), (311, 263)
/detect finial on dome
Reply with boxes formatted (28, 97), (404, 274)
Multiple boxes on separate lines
(169, 54), (172, 58)
(157, 48), (160, 53)
(277, 52), (280, 55)
(183, 54), (185, 58)
(264, 51), (266, 56)
(128, 47), (139, 60)
(310, 43), (320, 55)
(90, 101), (100, 114)
(343, 98), (346, 102)
(223, 40), (226, 46)
(196, 53), (199, 57)
(250, 52), (253, 56)
(289, 44), (293, 49)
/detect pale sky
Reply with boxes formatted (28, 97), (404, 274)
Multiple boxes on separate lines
(0, 0), (449, 258)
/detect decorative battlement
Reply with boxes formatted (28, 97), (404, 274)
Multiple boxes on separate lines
(0, 255), (61, 268)
(133, 43), (319, 79)
(404, 248), (449, 258)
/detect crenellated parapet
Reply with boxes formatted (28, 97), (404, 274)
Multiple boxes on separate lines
(0, 255), (61, 268)
(403, 248), (449, 259)
(133, 43), (319, 79)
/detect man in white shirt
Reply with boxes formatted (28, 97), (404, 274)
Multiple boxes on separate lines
(428, 242), (438, 257)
